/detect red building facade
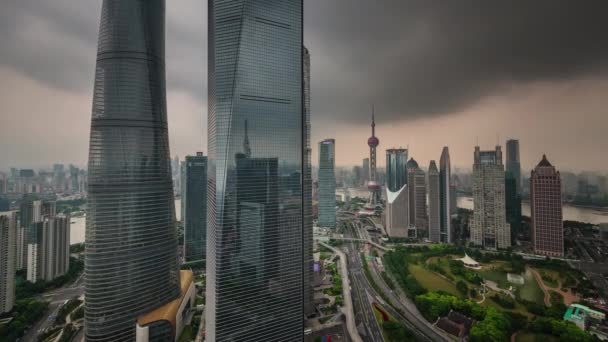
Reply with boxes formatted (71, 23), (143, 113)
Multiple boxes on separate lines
(531, 155), (564, 257)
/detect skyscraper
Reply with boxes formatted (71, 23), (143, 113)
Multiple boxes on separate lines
(470, 146), (511, 250)
(366, 110), (382, 206)
(38, 215), (70, 281)
(385, 185), (409, 237)
(531, 155), (563, 257)
(183, 153), (208, 263)
(506, 139), (521, 194)
(362, 158), (370, 186)
(407, 158), (427, 234)
(439, 147), (452, 243)
(86, 1), (182, 340)
(0, 211), (16, 314)
(386, 148), (408, 192)
(207, 1), (304, 340)
(505, 171), (522, 243)
(302, 46), (314, 317)
(318, 139), (336, 228)
(428, 161), (440, 243)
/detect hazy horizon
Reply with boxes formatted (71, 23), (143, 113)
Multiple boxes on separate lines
(2, 1), (608, 172)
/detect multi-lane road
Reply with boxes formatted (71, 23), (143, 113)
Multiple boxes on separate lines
(22, 272), (85, 341)
(336, 212), (449, 342)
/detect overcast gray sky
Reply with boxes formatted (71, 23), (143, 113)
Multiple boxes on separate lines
(1, 0), (608, 172)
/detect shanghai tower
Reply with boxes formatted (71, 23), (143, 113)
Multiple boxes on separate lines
(207, 1), (305, 340)
(85, 1), (180, 341)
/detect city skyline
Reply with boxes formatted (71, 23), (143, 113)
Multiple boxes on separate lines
(3, 1), (608, 172)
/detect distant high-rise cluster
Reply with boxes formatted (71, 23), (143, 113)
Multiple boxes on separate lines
(531, 155), (564, 257)
(470, 146), (511, 249)
(318, 139), (336, 228)
(19, 198), (70, 282)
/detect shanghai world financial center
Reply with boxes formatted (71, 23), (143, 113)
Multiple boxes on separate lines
(206, 1), (306, 341)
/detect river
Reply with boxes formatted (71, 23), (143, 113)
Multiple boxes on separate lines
(70, 195), (607, 245)
(457, 196), (608, 225)
(70, 199), (182, 245)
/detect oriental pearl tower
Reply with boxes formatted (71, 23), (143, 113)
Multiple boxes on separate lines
(366, 106), (382, 207)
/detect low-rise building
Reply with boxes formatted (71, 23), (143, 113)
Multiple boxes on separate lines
(136, 270), (196, 342)
(564, 304), (606, 330)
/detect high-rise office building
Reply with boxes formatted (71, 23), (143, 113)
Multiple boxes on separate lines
(385, 185), (409, 237)
(302, 46), (314, 317)
(318, 139), (336, 228)
(183, 153), (207, 263)
(180, 160), (187, 222)
(85, 1), (185, 341)
(386, 148), (408, 192)
(506, 139), (521, 194)
(407, 158), (427, 234)
(439, 147), (452, 243)
(69, 165), (80, 192)
(0, 173), (7, 194)
(428, 161), (440, 243)
(0, 211), (17, 314)
(505, 171), (522, 242)
(470, 146), (511, 250)
(362, 158), (370, 186)
(207, 1), (305, 340)
(531, 155), (563, 257)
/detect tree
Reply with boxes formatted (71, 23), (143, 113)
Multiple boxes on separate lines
(456, 280), (468, 295)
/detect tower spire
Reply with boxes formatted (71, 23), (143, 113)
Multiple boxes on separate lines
(371, 105), (376, 136)
(243, 119), (251, 158)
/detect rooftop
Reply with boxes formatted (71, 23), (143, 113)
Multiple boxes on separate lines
(137, 270), (194, 330)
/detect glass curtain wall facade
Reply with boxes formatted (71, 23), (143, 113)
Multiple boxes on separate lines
(207, 1), (304, 341)
(506, 139), (521, 194)
(439, 147), (452, 243)
(386, 148), (408, 192)
(318, 139), (336, 228)
(184, 153), (208, 263)
(303, 46), (314, 317)
(85, 1), (180, 341)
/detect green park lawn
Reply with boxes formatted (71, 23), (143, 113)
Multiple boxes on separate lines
(518, 269), (546, 305)
(515, 332), (558, 342)
(408, 264), (461, 297)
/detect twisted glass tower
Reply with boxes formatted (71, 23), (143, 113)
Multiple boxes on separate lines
(207, 1), (304, 340)
(85, 1), (180, 341)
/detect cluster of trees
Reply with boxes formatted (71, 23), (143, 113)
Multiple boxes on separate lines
(383, 249), (426, 297)
(490, 293), (515, 309)
(449, 260), (483, 285)
(528, 317), (598, 342)
(382, 321), (416, 342)
(16, 257), (84, 300)
(0, 299), (48, 342)
(323, 268), (342, 297)
(55, 298), (82, 325)
(415, 291), (597, 341)
(56, 198), (86, 214)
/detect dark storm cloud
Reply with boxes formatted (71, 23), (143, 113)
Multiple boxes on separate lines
(0, 0), (205, 99)
(1, 1), (608, 125)
(305, 0), (608, 124)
